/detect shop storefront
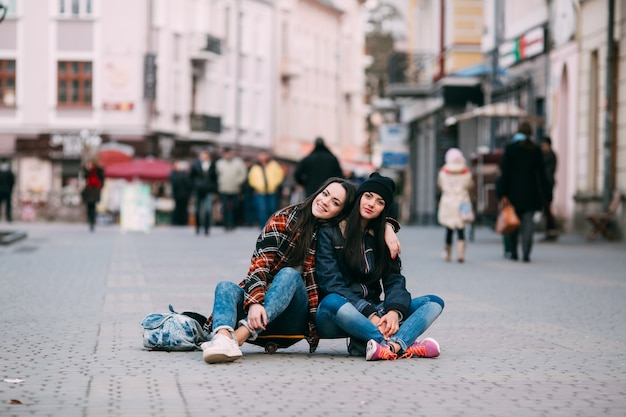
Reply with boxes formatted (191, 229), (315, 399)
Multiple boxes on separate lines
(14, 132), (147, 222)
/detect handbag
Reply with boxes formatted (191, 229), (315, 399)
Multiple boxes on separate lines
(140, 305), (211, 351)
(496, 198), (520, 234)
(459, 202), (475, 223)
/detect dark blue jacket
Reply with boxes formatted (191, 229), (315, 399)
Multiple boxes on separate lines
(315, 225), (410, 320)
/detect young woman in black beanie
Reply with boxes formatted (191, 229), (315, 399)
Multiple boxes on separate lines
(315, 173), (445, 360)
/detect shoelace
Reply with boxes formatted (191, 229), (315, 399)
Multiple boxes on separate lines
(377, 346), (398, 360)
(403, 344), (427, 358)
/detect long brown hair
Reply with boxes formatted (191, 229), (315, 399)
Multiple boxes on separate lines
(286, 177), (357, 267)
(343, 193), (393, 284)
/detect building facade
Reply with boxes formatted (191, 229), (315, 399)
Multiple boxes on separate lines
(0, 0), (367, 221)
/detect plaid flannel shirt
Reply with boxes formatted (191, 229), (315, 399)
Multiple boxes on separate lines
(239, 204), (321, 351)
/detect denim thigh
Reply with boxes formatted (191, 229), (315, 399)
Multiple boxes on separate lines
(258, 267), (309, 336)
(316, 293), (384, 342)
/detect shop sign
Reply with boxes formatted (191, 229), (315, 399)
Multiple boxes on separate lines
(498, 26), (545, 68)
(379, 123), (408, 146)
(382, 152), (408, 168)
(378, 123), (409, 168)
(49, 130), (103, 157)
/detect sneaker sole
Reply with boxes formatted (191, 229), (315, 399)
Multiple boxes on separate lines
(203, 352), (242, 364)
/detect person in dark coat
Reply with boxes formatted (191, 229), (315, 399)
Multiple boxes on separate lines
(81, 160), (105, 232)
(189, 150), (219, 235)
(0, 160), (16, 222)
(540, 137), (559, 241)
(295, 137), (343, 197)
(499, 122), (552, 262)
(169, 160), (192, 226)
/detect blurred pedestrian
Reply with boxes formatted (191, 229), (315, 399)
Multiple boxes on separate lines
(247, 151), (284, 226)
(169, 160), (192, 226)
(81, 159), (105, 232)
(437, 148), (474, 263)
(190, 149), (218, 236)
(295, 136), (343, 197)
(241, 157), (257, 226)
(540, 137), (559, 241)
(0, 160), (15, 222)
(499, 122), (552, 262)
(215, 147), (247, 231)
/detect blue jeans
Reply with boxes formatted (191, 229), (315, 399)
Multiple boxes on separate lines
(243, 191), (257, 226)
(211, 267), (309, 339)
(194, 192), (214, 232)
(316, 293), (444, 354)
(254, 192), (278, 228)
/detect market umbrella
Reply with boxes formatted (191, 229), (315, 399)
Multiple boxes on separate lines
(104, 158), (172, 181)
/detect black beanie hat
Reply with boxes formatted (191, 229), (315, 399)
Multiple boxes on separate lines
(357, 173), (396, 208)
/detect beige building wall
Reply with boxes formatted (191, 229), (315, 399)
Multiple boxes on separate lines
(575, 0), (626, 231)
(444, 0), (484, 77)
(273, 0), (366, 164)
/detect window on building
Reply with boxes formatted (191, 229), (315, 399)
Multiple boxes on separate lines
(58, 0), (93, 16)
(57, 61), (92, 107)
(0, 60), (16, 107)
(3, 0), (17, 15)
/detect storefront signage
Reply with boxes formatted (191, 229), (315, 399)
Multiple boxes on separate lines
(378, 123), (409, 168)
(382, 152), (409, 168)
(498, 26), (546, 68)
(49, 130), (102, 157)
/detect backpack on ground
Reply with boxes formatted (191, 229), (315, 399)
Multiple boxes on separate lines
(140, 305), (211, 351)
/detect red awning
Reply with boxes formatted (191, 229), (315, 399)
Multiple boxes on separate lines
(98, 142), (135, 167)
(104, 158), (172, 181)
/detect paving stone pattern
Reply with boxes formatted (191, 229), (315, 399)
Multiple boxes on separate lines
(1, 223), (625, 417)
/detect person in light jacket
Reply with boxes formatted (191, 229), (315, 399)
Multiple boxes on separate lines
(437, 148), (474, 262)
(215, 147), (247, 231)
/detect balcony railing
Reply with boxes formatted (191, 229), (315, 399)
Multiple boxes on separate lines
(190, 114), (221, 133)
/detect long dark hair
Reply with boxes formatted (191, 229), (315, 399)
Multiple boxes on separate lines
(343, 193), (392, 284)
(287, 177), (357, 267)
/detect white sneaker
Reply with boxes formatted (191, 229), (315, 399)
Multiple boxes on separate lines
(202, 333), (243, 364)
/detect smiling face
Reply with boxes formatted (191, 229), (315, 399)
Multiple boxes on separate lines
(359, 191), (385, 223)
(311, 182), (348, 220)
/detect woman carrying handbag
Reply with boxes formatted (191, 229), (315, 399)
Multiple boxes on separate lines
(437, 148), (474, 263)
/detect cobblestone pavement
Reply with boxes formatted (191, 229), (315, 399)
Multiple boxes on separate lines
(1, 222), (625, 417)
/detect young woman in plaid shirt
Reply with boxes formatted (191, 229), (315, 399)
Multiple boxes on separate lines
(202, 177), (401, 363)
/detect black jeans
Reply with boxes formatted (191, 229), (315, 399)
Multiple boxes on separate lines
(86, 202), (97, 231)
(0, 191), (12, 222)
